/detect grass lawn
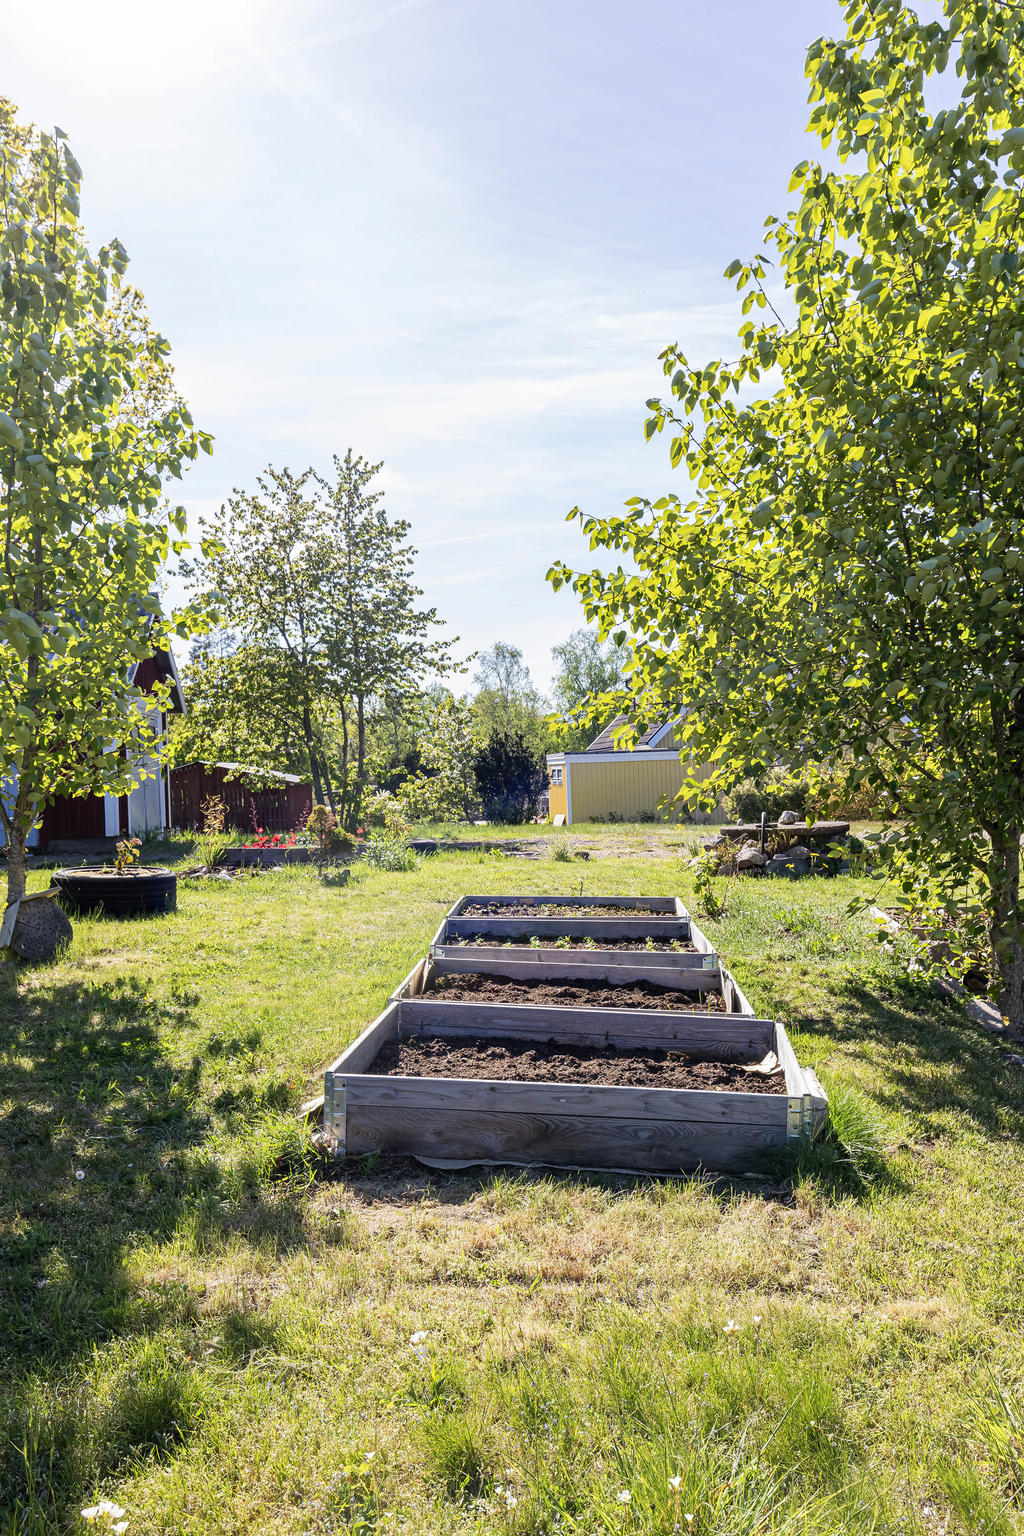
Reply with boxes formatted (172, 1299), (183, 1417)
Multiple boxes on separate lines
(2, 840), (1022, 1535)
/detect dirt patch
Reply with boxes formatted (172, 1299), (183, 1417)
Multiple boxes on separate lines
(369, 1034), (782, 1091)
(459, 901), (668, 918)
(450, 935), (696, 952)
(427, 972), (725, 1013)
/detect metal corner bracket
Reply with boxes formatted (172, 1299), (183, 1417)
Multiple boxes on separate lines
(323, 1072), (347, 1155)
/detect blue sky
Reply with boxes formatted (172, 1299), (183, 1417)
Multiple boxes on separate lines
(4, 0), (831, 690)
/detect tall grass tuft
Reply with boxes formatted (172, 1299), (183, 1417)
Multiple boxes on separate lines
(419, 1409), (492, 1499)
(94, 1336), (208, 1472)
(228, 1111), (331, 1192)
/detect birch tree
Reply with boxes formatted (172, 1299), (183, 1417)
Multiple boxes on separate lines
(0, 101), (210, 905)
(550, 0), (1024, 1027)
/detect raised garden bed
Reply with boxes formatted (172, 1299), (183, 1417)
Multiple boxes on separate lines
(50, 866), (177, 917)
(445, 934), (696, 951)
(368, 1033), (785, 1092)
(445, 894), (690, 942)
(425, 971), (728, 1013)
(399, 954), (753, 1015)
(217, 846), (350, 868)
(458, 897), (682, 917)
(320, 997), (824, 1173)
(429, 914), (717, 973)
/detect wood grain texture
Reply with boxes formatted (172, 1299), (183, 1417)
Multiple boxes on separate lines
(395, 998), (774, 1058)
(772, 1018), (810, 1099)
(444, 917), (691, 941)
(423, 953), (721, 988)
(344, 1104), (785, 1171)
(428, 941), (714, 973)
(339, 1073), (788, 1125)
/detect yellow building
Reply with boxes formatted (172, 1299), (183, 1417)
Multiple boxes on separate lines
(546, 718), (725, 826)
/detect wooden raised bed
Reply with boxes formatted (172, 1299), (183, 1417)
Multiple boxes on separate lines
(444, 894), (690, 942)
(392, 955), (755, 1015)
(320, 996), (825, 1173)
(217, 846), (350, 868)
(429, 913), (718, 974)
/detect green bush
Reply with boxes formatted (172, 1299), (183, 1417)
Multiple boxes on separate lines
(807, 766), (900, 820)
(473, 731), (546, 824)
(362, 828), (417, 872)
(363, 789), (403, 828)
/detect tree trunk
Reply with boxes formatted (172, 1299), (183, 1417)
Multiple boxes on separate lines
(317, 752), (337, 816)
(987, 827), (1024, 1031)
(356, 693), (366, 782)
(300, 698), (325, 807)
(5, 823), (28, 906)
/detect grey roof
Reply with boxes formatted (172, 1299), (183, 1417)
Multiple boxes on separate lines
(585, 716), (674, 753)
(208, 761), (307, 784)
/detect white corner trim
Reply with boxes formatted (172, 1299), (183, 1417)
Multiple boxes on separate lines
(645, 718), (681, 748)
(565, 760), (574, 824)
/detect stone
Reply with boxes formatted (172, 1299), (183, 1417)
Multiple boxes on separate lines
(785, 844), (812, 860)
(8, 894), (73, 962)
(778, 809), (800, 826)
(736, 845), (768, 871)
(766, 854), (812, 878)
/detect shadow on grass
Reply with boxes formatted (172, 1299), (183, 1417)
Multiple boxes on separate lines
(0, 965), (322, 1528)
(792, 971), (1024, 1144)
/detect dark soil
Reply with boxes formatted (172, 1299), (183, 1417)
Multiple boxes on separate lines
(459, 901), (665, 918)
(369, 1034), (783, 1091)
(451, 935), (697, 952)
(427, 972), (726, 1012)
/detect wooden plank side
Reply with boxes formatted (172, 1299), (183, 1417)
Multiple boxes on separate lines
(429, 942), (713, 974)
(688, 919), (716, 955)
(324, 1003), (401, 1075)
(719, 966), (755, 1018)
(721, 970), (761, 1019)
(390, 959), (427, 1000)
(397, 998), (774, 1059)
(426, 953), (721, 989)
(802, 1067), (830, 1133)
(344, 1104), (786, 1172)
(342, 1073), (788, 1126)
(444, 917), (690, 941)
(773, 1019), (810, 1099)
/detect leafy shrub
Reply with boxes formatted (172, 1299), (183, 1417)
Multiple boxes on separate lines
(688, 844), (728, 919)
(807, 766), (900, 820)
(725, 769), (812, 824)
(473, 730), (546, 824)
(364, 789), (403, 828)
(362, 828), (417, 872)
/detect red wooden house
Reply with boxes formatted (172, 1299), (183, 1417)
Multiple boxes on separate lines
(169, 761), (312, 835)
(32, 650), (185, 852)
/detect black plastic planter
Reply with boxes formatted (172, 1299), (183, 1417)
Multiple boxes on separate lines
(51, 867), (177, 917)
